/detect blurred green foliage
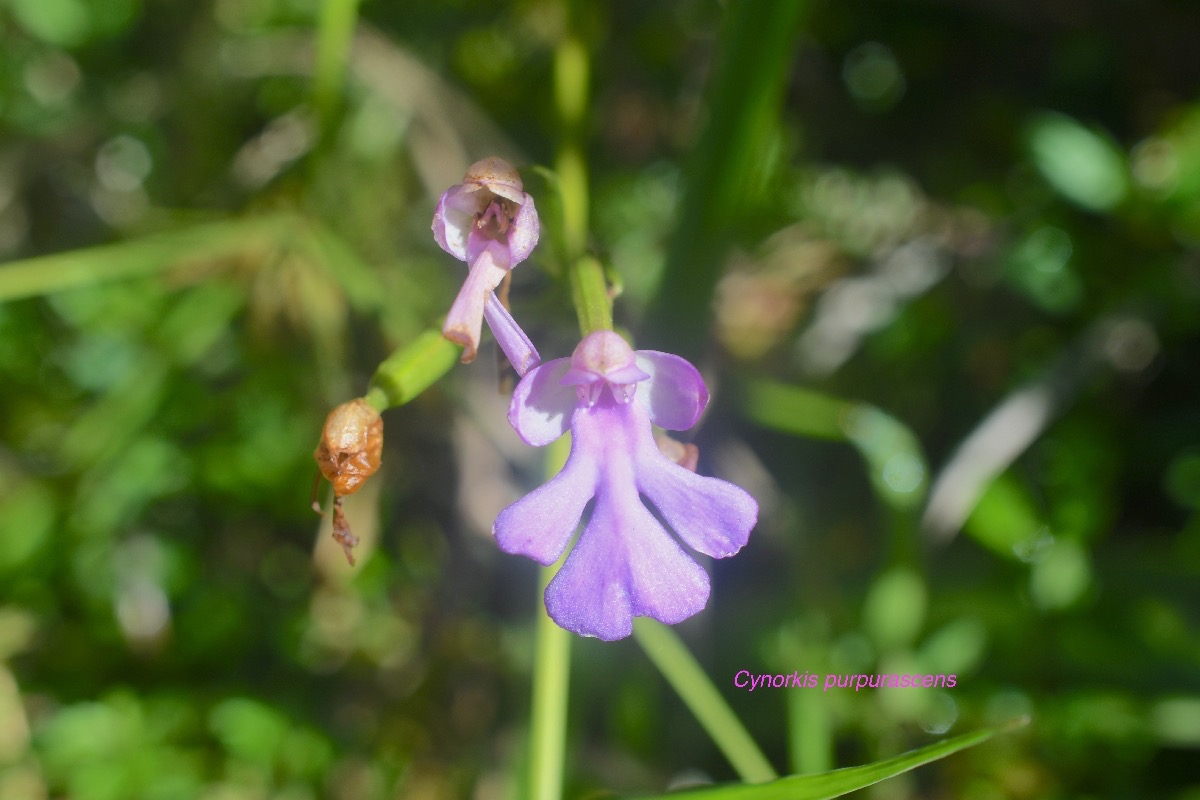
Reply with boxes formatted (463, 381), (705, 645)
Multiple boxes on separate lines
(1, 0), (1199, 798)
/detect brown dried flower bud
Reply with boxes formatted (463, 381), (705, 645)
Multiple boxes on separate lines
(315, 399), (383, 495)
(313, 398), (383, 565)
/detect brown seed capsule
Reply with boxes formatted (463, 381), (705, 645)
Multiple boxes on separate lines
(312, 398), (382, 565)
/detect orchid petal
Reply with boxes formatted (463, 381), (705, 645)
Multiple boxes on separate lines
(442, 250), (506, 363)
(634, 351), (710, 430)
(545, 480), (709, 640)
(484, 294), (540, 377)
(432, 186), (477, 261)
(494, 451), (596, 565)
(508, 358), (576, 446)
(507, 195), (540, 265)
(637, 453), (758, 558)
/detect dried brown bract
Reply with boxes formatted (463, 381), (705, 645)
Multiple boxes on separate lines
(312, 398), (383, 565)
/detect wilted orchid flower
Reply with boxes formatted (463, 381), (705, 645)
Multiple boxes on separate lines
(432, 156), (540, 373)
(494, 330), (758, 640)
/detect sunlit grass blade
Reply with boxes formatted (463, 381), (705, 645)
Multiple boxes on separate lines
(633, 620), (777, 785)
(0, 215), (383, 313)
(0, 216), (298, 303)
(630, 718), (1027, 799)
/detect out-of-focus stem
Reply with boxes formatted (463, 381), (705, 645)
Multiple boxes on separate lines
(553, 31), (611, 335)
(554, 36), (589, 259)
(529, 436), (572, 800)
(529, 562), (571, 800)
(314, 0), (362, 136)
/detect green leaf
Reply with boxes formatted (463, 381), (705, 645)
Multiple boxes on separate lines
(963, 473), (1045, 561)
(8, 0), (91, 47)
(646, 0), (808, 358)
(630, 719), (1027, 799)
(1026, 112), (1128, 212)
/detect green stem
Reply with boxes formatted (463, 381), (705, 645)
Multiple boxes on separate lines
(569, 255), (612, 336)
(633, 619), (778, 784)
(313, 0), (362, 135)
(788, 681), (832, 775)
(554, 145), (589, 263)
(552, 29), (612, 336)
(366, 330), (462, 410)
(529, 564), (572, 800)
(554, 35), (589, 259)
(528, 436), (573, 800)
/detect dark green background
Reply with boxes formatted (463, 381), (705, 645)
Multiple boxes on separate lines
(0, 1), (1197, 797)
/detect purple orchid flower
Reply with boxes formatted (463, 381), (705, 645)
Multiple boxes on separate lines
(494, 330), (758, 640)
(432, 156), (541, 375)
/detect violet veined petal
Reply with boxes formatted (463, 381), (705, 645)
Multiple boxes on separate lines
(634, 351), (710, 430)
(636, 453), (758, 558)
(432, 185), (477, 261)
(544, 480), (710, 640)
(493, 452), (597, 565)
(483, 293), (540, 377)
(507, 195), (540, 265)
(442, 250), (507, 363)
(508, 358), (576, 446)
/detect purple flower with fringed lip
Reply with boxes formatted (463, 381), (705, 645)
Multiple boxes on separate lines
(432, 156), (540, 375)
(494, 330), (758, 640)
